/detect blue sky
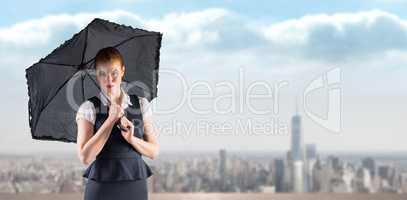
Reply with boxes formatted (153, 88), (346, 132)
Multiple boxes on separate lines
(1, 1), (407, 154)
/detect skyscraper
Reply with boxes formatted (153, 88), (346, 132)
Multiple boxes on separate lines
(362, 157), (376, 179)
(306, 144), (317, 192)
(274, 159), (285, 192)
(219, 149), (227, 191)
(291, 114), (305, 192)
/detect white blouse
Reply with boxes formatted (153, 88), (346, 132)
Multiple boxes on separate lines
(75, 89), (152, 125)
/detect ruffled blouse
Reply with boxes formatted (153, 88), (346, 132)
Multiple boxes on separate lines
(75, 86), (153, 125)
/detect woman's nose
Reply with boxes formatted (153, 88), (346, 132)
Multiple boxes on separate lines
(107, 74), (114, 82)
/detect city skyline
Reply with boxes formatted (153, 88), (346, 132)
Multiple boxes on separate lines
(1, 145), (407, 194)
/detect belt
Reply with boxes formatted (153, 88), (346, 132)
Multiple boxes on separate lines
(96, 150), (141, 159)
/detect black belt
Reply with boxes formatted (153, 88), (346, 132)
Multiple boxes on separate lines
(96, 150), (141, 159)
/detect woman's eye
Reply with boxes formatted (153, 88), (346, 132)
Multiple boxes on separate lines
(112, 70), (119, 78)
(98, 71), (106, 77)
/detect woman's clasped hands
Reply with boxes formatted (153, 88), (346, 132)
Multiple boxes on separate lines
(107, 103), (134, 143)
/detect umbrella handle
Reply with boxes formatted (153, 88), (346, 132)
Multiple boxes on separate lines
(115, 116), (131, 132)
(117, 125), (132, 132)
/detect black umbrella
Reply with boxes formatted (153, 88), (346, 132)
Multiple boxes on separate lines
(25, 18), (163, 143)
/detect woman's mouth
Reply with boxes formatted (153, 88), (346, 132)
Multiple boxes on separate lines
(107, 84), (113, 89)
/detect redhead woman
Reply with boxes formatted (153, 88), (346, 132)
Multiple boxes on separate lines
(75, 47), (159, 200)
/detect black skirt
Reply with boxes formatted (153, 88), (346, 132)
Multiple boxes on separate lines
(84, 179), (148, 200)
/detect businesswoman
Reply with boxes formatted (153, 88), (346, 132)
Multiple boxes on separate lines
(75, 47), (159, 200)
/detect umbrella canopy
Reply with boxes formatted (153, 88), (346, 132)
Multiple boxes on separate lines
(25, 18), (163, 143)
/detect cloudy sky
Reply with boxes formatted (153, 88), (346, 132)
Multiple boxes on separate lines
(1, 0), (406, 155)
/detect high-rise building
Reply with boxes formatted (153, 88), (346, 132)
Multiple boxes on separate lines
(291, 115), (304, 161)
(290, 114), (305, 192)
(219, 149), (227, 191)
(306, 144), (317, 192)
(274, 159), (285, 192)
(362, 157), (376, 178)
(306, 144), (317, 160)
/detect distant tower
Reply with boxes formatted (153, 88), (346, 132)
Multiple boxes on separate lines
(219, 149), (227, 191)
(291, 109), (305, 192)
(274, 159), (285, 192)
(306, 144), (317, 192)
(362, 157), (376, 179)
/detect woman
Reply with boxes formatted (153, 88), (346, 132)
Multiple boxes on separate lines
(76, 47), (159, 200)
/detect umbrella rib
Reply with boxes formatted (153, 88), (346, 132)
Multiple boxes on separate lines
(80, 27), (89, 67)
(80, 27), (89, 101)
(81, 72), (85, 102)
(38, 62), (77, 68)
(83, 33), (158, 66)
(37, 27), (89, 69)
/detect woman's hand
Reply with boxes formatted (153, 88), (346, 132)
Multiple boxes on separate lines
(120, 116), (134, 143)
(107, 103), (124, 123)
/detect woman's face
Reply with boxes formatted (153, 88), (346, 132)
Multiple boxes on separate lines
(95, 60), (125, 95)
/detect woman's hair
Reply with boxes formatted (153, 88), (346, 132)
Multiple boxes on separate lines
(94, 47), (125, 70)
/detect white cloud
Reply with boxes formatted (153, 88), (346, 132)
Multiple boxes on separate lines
(0, 9), (143, 46)
(1, 9), (406, 82)
(145, 8), (228, 47)
(3, 8), (406, 63)
(260, 9), (407, 61)
(1, 8), (407, 153)
(0, 8), (232, 48)
(0, 8), (263, 52)
(2, 8), (407, 92)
